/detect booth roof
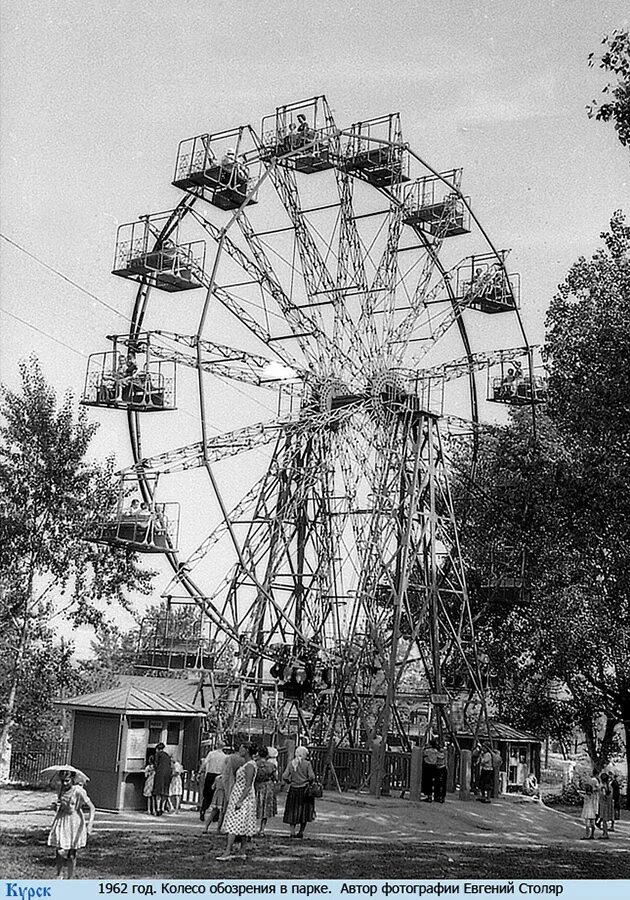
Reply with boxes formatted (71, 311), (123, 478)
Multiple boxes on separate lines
(456, 720), (540, 743)
(116, 675), (204, 707)
(60, 684), (206, 717)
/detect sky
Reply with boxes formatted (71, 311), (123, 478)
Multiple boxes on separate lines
(1, 0), (629, 653)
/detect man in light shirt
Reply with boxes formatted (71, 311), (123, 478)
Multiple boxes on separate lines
(199, 742), (227, 821)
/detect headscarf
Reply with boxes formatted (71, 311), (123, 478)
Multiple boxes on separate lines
(291, 745), (309, 771)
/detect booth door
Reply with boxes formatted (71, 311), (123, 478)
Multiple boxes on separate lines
(71, 712), (121, 809)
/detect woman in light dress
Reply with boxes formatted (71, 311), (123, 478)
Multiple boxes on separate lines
(47, 770), (96, 878)
(255, 746), (278, 836)
(217, 743), (259, 860)
(580, 771), (600, 839)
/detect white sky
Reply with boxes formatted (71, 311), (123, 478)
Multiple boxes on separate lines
(1, 0), (629, 653)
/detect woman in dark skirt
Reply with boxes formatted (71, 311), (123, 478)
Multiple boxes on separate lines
(152, 743), (172, 816)
(282, 746), (316, 839)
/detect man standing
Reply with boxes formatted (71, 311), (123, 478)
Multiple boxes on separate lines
(199, 741), (227, 821)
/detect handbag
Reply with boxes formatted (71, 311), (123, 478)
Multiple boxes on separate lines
(305, 780), (323, 799)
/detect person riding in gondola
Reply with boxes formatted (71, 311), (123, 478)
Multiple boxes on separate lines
(296, 113), (311, 146)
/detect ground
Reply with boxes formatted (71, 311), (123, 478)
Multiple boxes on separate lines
(0, 788), (628, 880)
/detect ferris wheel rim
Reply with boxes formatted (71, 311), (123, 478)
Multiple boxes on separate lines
(120, 108), (535, 675)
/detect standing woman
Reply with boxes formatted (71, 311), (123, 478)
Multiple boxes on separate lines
(255, 746), (278, 836)
(47, 771), (95, 879)
(215, 749), (244, 833)
(598, 772), (613, 839)
(152, 742), (172, 816)
(282, 746), (316, 839)
(580, 771), (600, 840)
(217, 743), (259, 860)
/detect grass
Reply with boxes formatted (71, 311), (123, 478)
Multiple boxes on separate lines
(1, 828), (630, 881)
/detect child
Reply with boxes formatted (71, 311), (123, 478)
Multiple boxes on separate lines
(580, 773), (599, 840)
(143, 756), (156, 815)
(47, 770), (95, 878)
(169, 758), (184, 813)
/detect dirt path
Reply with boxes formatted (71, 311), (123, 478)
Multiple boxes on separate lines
(1, 786), (623, 847)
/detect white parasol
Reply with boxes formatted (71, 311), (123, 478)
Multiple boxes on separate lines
(40, 764), (90, 784)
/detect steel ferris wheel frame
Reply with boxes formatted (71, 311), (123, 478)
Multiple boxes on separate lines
(96, 95), (538, 765)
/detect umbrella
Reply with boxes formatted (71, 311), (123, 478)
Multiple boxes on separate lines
(40, 764), (90, 784)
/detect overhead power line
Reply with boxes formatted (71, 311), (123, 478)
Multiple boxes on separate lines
(0, 232), (132, 323)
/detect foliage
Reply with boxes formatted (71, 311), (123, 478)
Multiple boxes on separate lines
(0, 358), (154, 765)
(0, 622), (81, 747)
(543, 781), (583, 807)
(588, 29), (630, 148)
(74, 623), (139, 694)
(454, 214), (630, 774)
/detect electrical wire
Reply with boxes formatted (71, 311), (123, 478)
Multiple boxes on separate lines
(0, 307), (88, 359)
(0, 232), (133, 324)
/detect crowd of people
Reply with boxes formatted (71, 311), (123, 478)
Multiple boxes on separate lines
(44, 744), (624, 878)
(580, 769), (621, 840)
(196, 741), (319, 859)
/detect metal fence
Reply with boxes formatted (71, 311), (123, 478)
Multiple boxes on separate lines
(8, 742), (70, 785)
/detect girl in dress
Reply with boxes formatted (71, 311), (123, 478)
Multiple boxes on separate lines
(217, 743), (259, 860)
(169, 757), (184, 813)
(255, 746), (278, 837)
(143, 757), (156, 815)
(282, 745), (316, 839)
(47, 770), (96, 878)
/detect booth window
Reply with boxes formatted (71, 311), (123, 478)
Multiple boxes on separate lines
(166, 721), (180, 745)
(128, 719), (145, 729)
(148, 721), (163, 744)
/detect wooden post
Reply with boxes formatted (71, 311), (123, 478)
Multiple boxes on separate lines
(369, 737), (384, 796)
(459, 748), (472, 800)
(409, 745), (423, 801)
(493, 766), (500, 800)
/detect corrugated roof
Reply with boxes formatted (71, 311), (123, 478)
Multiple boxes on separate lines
(62, 684), (205, 717)
(116, 675), (204, 707)
(457, 719), (540, 743)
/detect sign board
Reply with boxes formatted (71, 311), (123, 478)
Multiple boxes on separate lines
(430, 694), (450, 705)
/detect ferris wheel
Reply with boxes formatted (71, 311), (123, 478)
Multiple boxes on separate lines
(83, 95), (541, 749)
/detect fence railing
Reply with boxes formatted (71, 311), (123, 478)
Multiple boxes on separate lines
(7, 741), (413, 796)
(8, 742), (70, 785)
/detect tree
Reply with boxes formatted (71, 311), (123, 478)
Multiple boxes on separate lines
(544, 210), (630, 783)
(74, 623), (139, 693)
(454, 214), (630, 788)
(588, 29), (630, 148)
(0, 358), (154, 779)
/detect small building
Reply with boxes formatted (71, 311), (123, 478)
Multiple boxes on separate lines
(456, 720), (541, 793)
(61, 685), (206, 811)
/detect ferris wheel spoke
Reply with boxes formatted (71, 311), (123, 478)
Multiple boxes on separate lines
(357, 204), (404, 359)
(410, 346), (533, 381)
(236, 210), (343, 372)
(150, 331), (305, 389)
(333, 170), (371, 354)
(121, 401), (362, 476)
(162, 473), (271, 595)
(266, 165), (367, 372)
